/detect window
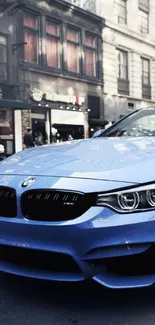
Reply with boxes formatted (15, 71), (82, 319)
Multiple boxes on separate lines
(117, 49), (128, 80)
(117, 49), (129, 95)
(0, 35), (7, 81)
(139, 0), (149, 11)
(141, 58), (151, 99)
(24, 13), (39, 63)
(114, 0), (127, 25)
(84, 34), (96, 77)
(139, 9), (149, 34)
(66, 28), (79, 73)
(142, 58), (150, 85)
(46, 21), (60, 68)
(100, 109), (155, 138)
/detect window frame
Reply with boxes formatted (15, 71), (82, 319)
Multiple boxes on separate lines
(139, 0), (149, 12)
(114, 0), (127, 25)
(65, 26), (81, 75)
(23, 11), (40, 64)
(45, 19), (61, 70)
(117, 48), (129, 95)
(0, 33), (8, 82)
(141, 57), (151, 99)
(22, 11), (102, 82)
(117, 48), (128, 81)
(83, 32), (98, 79)
(138, 8), (149, 34)
(141, 57), (150, 86)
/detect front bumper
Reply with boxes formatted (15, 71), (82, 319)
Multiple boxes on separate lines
(0, 175), (155, 288)
(1, 206), (155, 288)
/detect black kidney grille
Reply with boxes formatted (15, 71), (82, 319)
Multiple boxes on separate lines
(0, 186), (17, 218)
(21, 190), (95, 221)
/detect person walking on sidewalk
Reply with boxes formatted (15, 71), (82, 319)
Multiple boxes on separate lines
(23, 128), (34, 149)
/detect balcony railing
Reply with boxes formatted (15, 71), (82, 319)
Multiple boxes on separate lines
(0, 62), (19, 85)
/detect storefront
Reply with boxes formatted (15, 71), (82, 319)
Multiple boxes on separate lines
(30, 88), (87, 143)
(0, 84), (32, 156)
(51, 109), (84, 142)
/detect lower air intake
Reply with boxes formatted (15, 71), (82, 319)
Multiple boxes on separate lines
(0, 245), (81, 274)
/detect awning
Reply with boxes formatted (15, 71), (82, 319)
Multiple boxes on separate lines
(0, 100), (32, 109)
(89, 118), (109, 127)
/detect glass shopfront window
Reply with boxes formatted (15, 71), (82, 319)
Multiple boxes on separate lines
(0, 108), (14, 155)
(51, 109), (84, 142)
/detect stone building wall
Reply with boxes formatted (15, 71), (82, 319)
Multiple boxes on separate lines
(21, 110), (32, 138)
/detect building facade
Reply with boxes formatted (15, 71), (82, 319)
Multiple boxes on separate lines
(71, 0), (155, 122)
(0, 0), (104, 154)
(18, 0), (104, 145)
(0, 0), (32, 156)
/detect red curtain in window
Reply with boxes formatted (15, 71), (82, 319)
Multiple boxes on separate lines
(67, 43), (78, 73)
(67, 30), (77, 42)
(46, 36), (59, 68)
(24, 14), (37, 28)
(46, 23), (57, 35)
(85, 36), (94, 47)
(66, 30), (78, 73)
(24, 31), (38, 63)
(85, 48), (95, 77)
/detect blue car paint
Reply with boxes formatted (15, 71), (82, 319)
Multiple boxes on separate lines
(0, 137), (155, 288)
(2, 136), (155, 183)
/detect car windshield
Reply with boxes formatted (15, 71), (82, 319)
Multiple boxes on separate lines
(100, 108), (155, 137)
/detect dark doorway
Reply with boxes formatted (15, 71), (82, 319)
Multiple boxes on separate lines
(32, 120), (47, 143)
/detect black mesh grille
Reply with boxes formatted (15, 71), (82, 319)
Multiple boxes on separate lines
(0, 186), (17, 217)
(87, 244), (155, 276)
(0, 245), (81, 273)
(21, 190), (95, 221)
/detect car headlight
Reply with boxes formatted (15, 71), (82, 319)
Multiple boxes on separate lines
(96, 184), (155, 213)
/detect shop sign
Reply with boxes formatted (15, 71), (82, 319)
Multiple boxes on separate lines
(30, 89), (43, 102)
(30, 88), (85, 106)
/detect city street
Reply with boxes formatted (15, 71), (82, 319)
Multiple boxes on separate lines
(1, 272), (155, 325)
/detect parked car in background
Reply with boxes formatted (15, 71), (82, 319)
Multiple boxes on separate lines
(0, 108), (155, 289)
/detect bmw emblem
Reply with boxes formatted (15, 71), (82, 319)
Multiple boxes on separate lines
(21, 177), (36, 188)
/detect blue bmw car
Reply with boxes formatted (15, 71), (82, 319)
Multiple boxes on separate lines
(1, 107), (155, 289)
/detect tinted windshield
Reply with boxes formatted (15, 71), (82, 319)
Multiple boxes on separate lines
(101, 108), (155, 137)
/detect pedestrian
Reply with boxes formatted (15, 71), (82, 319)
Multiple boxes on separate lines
(35, 132), (44, 146)
(23, 128), (34, 149)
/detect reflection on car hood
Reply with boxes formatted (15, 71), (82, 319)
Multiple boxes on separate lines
(1, 137), (155, 183)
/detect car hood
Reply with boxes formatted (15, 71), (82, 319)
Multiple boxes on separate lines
(1, 137), (155, 184)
